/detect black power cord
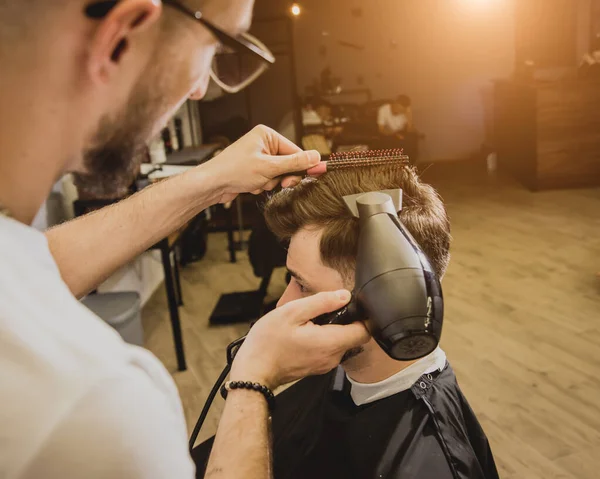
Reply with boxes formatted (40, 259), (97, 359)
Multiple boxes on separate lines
(188, 335), (247, 451)
(186, 309), (348, 451)
(186, 309), (351, 451)
(188, 363), (230, 451)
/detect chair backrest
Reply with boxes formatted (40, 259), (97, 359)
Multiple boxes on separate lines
(248, 216), (287, 279)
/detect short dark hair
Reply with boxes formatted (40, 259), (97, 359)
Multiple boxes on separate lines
(396, 94), (411, 108)
(264, 165), (451, 279)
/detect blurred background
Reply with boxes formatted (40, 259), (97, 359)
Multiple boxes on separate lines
(39, 1), (599, 477)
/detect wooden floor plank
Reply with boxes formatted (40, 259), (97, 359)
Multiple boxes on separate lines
(554, 446), (600, 479)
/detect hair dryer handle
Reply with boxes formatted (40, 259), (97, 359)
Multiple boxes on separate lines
(313, 299), (360, 326)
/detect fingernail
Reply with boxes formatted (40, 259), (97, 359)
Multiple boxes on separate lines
(336, 290), (351, 302)
(307, 150), (321, 165)
(306, 162), (327, 176)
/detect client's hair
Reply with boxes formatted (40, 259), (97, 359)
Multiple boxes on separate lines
(264, 165), (451, 279)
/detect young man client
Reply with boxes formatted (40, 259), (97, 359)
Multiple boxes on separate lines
(193, 165), (499, 479)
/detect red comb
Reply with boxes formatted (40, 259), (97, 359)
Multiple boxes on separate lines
(306, 148), (409, 176)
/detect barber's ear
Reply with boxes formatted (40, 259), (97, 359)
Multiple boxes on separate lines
(87, 0), (162, 84)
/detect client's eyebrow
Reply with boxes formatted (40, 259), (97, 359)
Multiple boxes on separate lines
(287, 268), (313, 290)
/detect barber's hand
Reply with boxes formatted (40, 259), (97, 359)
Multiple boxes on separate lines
(229, 290), (371, 390)
(204, 124), (321, 204)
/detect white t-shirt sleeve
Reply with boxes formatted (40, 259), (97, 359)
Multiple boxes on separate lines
(377, 104), (390, 128)
(21, 373), (196, 479)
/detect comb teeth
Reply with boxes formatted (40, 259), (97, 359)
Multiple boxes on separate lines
(328, 148), (409, 170)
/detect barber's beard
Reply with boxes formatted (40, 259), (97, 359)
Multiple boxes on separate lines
(73, 77), (167, 198)
(73, 119), (145, 198)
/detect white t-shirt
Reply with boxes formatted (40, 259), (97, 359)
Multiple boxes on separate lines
(302, 108), (323, 126)
(0, 216), (195, 479)
(377, 103), (409, 133)
(347, 347), (447, 406)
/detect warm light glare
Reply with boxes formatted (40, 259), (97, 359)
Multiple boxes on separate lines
(291, 3), (301, 16)
(458, 0), (500, 13)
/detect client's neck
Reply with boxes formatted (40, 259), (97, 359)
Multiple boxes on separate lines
(342, 340), (418, 384)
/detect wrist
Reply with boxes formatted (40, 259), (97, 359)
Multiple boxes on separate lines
(222, 388), (271, 417)
(229, 367), (277, 391)
(199, 157), (235, 204)
(221, 380), (276, 411)
(182, 161), (227, 208)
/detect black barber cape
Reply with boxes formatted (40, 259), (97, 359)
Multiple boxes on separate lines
(192, 363), (499, 479)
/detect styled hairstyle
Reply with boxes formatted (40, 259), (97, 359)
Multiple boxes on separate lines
(264, 165), (451, 279)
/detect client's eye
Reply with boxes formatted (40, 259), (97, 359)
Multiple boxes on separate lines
(292, 277), (310, 294)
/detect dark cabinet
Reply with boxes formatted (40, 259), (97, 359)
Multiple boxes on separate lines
(494, 79), (600, 190)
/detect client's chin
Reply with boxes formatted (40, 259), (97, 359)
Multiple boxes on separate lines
(341, 346), (365, 363)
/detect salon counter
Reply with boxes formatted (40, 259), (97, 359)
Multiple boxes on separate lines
(494, 78), (600, 190)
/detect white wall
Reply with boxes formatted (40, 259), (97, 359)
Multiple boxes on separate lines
(293, 0), (517, 161)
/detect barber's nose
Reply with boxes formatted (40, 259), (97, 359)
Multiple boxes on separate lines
(276, 282), (298, 308)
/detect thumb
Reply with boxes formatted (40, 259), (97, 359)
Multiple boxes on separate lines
(321, 322), (371, 351)
(283, 290), (352, 325)
(267, 150), (320, 178)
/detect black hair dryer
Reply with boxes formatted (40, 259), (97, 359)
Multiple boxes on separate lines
(314, 189), (444, 361)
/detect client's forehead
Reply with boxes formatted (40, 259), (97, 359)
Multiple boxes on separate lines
(288, 228), (322, 269)
(287, 227), (344, 291)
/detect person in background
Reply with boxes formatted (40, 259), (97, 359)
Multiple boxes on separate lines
(377, 94), (414, 139)
(302, 97), (334, 126)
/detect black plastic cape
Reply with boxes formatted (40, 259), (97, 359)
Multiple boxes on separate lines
(192, 362), (499, 479)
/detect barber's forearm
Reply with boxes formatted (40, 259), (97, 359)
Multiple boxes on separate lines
(206, 390), (272, 479)
(46, 163), (223, 298)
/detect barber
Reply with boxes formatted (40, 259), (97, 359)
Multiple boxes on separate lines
(0, 1), (369, 478)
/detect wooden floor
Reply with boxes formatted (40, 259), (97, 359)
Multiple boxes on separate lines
(142, 164), (600, 478)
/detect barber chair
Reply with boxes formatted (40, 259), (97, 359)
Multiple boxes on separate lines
(208, 215), (287, 325)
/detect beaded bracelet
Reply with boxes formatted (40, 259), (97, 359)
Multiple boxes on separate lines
(220, 380), (276, 412)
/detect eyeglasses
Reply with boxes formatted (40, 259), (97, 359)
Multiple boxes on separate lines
(85, 0), (275, 94)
